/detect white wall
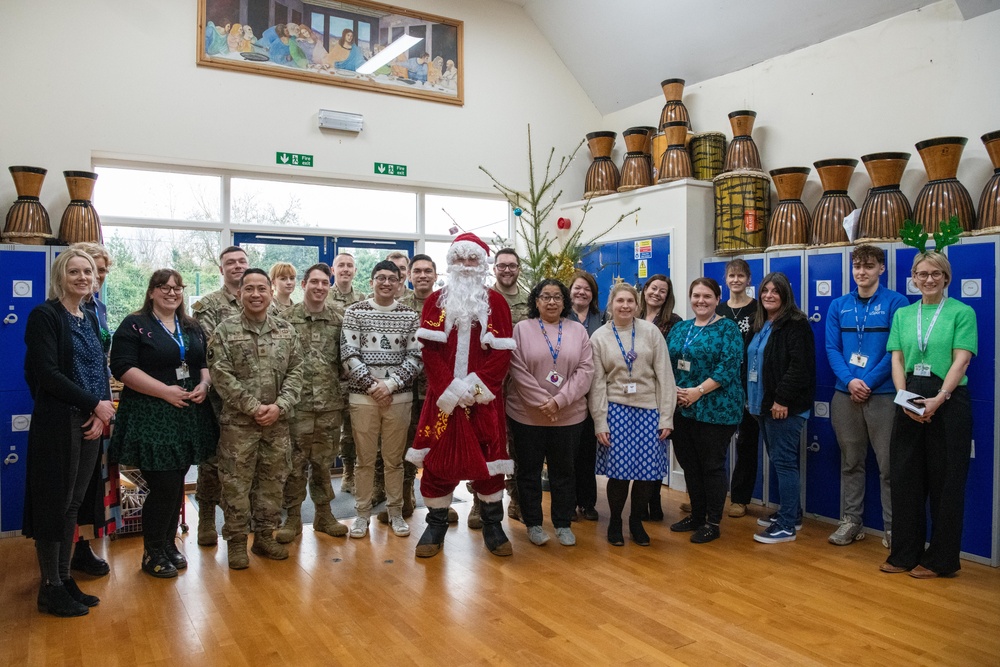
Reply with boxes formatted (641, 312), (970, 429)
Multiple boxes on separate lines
(0, 0), (601, 220)
(601, 1), (1000, 213)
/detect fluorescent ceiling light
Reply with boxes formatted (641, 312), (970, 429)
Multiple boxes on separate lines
(356, 35), (423, 74)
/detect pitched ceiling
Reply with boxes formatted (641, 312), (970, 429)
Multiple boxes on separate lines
(508, 0), (961, 115)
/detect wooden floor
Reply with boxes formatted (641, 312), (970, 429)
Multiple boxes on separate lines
(2, 484), (999, 667)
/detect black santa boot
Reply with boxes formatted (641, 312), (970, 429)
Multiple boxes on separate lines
(480, 500), (513, 556)
(415, 507), (450, 558)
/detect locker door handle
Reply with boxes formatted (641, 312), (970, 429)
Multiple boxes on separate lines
(806, 441), (820, 453)
(3, 453), (18, 465)
(808, 313), (822, 323)
(3, 313), (17, 325)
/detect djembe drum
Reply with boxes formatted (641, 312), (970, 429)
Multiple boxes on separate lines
(713, 169), (770, 254)
(658, 78), (690, 130)
(3, 166), (54, 245)
(856, 152), (911, 241)
(690, 132), (727, 181)
(584, 131), (620, 198)
(975, 130), (1000, 233)
(811, 159), (858, 246)
(913, 136), (976, 233)
(768, 167), (811, 248)
(723, 110), (761, 172)
(60, 171), (103, 244)
(657, 121), (693, 183)
(618, 127), (655, 192)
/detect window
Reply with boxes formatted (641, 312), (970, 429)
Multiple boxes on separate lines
(230, 178), (416, 232)
(93, 167), (221, 221)
(425, 194), (510, 242)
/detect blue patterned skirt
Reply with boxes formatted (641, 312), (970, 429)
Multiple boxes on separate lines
(595, 402), (667, 481)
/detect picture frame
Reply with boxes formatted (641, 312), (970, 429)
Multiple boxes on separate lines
(197, 0), (464, 106)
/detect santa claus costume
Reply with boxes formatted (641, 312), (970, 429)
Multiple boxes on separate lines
(406, 233), (516, 557)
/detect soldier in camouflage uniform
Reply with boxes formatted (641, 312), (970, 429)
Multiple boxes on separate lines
(208, 269), (304, 569)
(327, 253), (365, 496)
(191, 245), (248, 547)
(275, 264), (349, 543)
(492, 248), (530, 525)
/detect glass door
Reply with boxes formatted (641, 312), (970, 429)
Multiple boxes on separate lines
(332, 237), (415, 293)
(233, 232), (328, 303)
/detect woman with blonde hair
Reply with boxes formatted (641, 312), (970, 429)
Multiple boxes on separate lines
(589, 282), (675, 546)
(269, 262), (297, 313)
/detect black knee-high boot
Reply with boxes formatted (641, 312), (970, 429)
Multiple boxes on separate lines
(629, 481), (653, 546)
(606, 479), (629, 546)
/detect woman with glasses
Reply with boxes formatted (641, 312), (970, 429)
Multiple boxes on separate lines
(110, 270), (217, 578)
(881, 252), (976, 578)
(589, 282), (675, 546)
(507, 279), (594, 547)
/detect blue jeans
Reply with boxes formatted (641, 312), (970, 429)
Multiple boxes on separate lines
(757, 415), (806, 531)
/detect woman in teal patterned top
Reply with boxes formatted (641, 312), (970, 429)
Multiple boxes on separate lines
(666, 277), (745, 544)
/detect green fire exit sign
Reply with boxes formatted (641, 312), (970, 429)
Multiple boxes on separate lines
(375, 162), (407, 177)
(276, 152), (313, 167)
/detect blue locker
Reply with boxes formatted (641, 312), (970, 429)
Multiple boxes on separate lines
(804, 250), (848, 522)
(766, 251), (805, 307)
(0, 246), (49, 393)
(893, 244), (922, 304)
(963, 400), (996, 561)
(581, 241), (619, 312)
(618, 235), (671, 288)
(0, 391), (33, 535)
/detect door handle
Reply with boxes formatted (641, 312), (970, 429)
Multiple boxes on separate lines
(4, 453), (19, 465)
(3, 313), (17, 325)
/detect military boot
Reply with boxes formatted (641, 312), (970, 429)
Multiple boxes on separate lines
(251, 531), (289, 560)
(415, 507), (450, 558)
(314, 504), (348, 537)
(480, 500), (513, 556)
(467, 482), (483, 529)
(402, 478), (416, 518)
(341, 458), (356, 495)
(275, 506), (303, 544)
(505, 478), (521, 523)
(227, 535), (249, 570)
(198, 502), (218, 546)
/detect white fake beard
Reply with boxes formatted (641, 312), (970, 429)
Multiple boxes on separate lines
(440, 263), (491, 332)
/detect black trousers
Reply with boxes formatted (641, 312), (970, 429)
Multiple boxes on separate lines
(509, 419), (583, 528)
(671, 414), (737, 526)
(728, 408), (759, 505)
(575, 415), (598, 510)
(141, 468), (188, 553)
(887, 376), (971, 575)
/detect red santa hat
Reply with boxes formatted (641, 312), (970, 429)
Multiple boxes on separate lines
(448, 232), (491, 264)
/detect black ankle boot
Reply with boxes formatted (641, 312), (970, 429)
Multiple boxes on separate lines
(61, 577), (100, 607)
(629, 518), (650, 546)
(607, 517), (624, 546)
(71, 541), (110, 577)
(479, 501), (512, 556)
(38, 582), (89, 617)
(415, 507), (450, 558)
(142, 550), (179, 579)
(648, 493), (664, 522)
(163, 541), (188, 570)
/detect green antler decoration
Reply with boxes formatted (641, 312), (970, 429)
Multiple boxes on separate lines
(932, 216), (963, 252)
(900, 219), (929, 253)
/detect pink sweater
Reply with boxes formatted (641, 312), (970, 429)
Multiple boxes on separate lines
(506, 317), (594, 427)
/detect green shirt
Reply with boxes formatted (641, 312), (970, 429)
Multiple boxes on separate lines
(886, 298), (977, 385)
(666, 317), (745, 425)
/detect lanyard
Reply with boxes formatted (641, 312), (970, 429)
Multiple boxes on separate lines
(538, 318), (562, 367)
(682, 314), (716, 359)
(156, 314), (186, 362)
(916, 297), (946, 359)
(611, 321), (636, 376)
(749, 320), (772, 375)
(853, 296), (871, 353)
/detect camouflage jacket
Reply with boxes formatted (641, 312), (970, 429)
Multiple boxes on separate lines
(207, 313), (304, 423)
(496, 285), (530, 325)
(280, 301), (344, 412)
(326, 284), (366, 315)
(399, 290), (432, 400)
(192, 287), (241, 340)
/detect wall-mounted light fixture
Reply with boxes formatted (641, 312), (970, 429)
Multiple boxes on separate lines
(318, 109), (364, 132)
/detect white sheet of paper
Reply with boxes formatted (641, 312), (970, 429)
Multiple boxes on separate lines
(843, 209), (860, 242)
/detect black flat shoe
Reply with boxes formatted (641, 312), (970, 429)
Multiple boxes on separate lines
(670, 516), (700, 532)
(607, 520), (624, 547)
(690, 523), (721, 544)
(142, 550), (178, 579)
(61, 578), (100, 607)
(71, 543), (110, 577)
(163, 542), (188, 570)
(629, 519), (650, 546)
(582, 507), (599, 521)
(37, 583), (88, 617)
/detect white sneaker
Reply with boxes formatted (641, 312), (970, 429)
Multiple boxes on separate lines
(349, 517), (368, 539)
(527, 525), (550, 546)
(555, 527), (576, 546)
(828, 520), (865, 546)
(882, 530), (892, 549)
(389, 515), (410, 537)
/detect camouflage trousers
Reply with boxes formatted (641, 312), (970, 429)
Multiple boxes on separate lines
(335, 380), (355, 462)
(196, 390), (224, 505)
(284, 410), (342, 509)
(218, 419), (291, 540)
